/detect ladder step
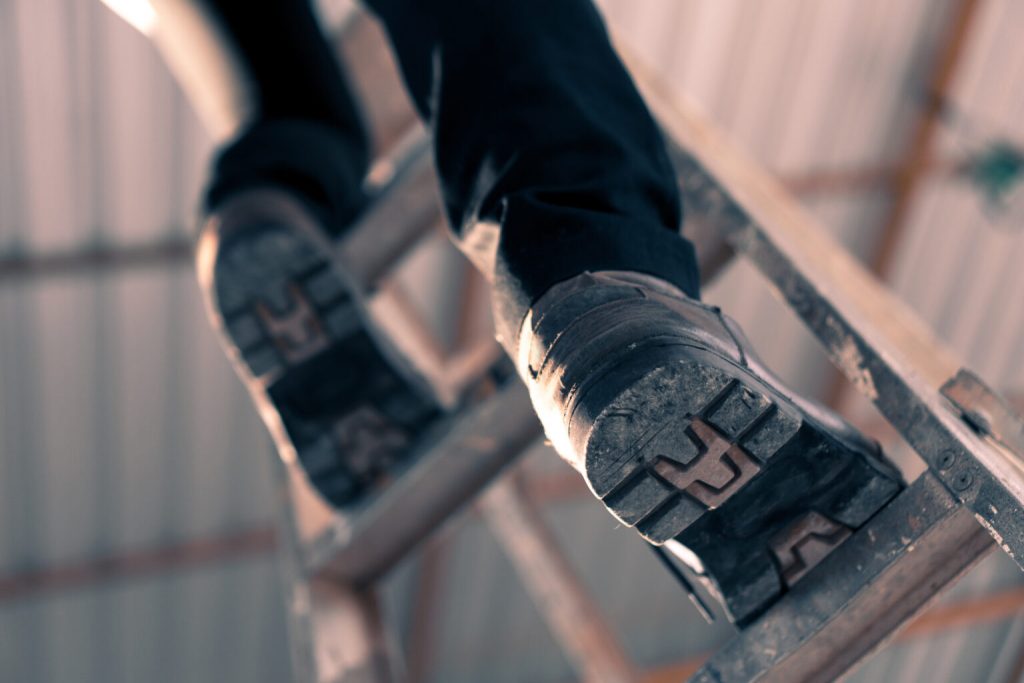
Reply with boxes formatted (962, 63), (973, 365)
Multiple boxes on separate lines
(689, 471), (994, 683)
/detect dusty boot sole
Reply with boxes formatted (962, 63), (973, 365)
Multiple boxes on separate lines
(197, 187), (440, 507)
(577, 344), (902, 624)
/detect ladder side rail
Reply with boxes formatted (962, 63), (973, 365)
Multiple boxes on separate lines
(624, 45), (1024, 563)
(307, 379), (543, 582)
(690, 472), (994, 682)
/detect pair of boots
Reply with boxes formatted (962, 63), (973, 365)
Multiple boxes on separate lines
(199, 182), (902, 625)
(180, 0), (903, 626)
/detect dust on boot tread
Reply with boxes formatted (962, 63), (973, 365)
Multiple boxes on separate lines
(585, 356), (898, 624)
(204, 209), (439, 509)
(591, 367), (803, 543)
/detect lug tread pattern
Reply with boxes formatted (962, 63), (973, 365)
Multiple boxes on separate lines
(594, 371), (789, 540)
(585, 357), (901, 621)
(209, 223), (439, 507)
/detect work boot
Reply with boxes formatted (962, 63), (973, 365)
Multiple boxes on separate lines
(196, 130), (443, 508)
(516, 271), (904, 624)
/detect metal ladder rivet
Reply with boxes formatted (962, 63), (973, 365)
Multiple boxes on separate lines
(952, 471), (974, 492)
(937, 450), (957, 470)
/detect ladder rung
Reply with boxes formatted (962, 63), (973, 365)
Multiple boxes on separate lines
(304, 378), (542, 583)
(691, 472), (995, 683)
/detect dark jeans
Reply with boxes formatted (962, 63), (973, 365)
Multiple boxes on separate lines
(203, 0), (701, 345)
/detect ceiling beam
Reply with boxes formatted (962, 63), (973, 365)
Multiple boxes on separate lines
(0, 466), (576, 605)
(0, 236), (192, 283)
(869, 0), (984, 282)
(783, 157), (964, 198)
(0, 525), (275, 603)
(0, 153), (967, 286)
(826, 0), (984, 410)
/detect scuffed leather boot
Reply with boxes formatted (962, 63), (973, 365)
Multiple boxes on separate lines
(516, 271), (903, 624)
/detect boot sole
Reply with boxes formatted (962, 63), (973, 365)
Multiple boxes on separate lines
(197, 189), (440, 507)
(579, 343), (902, 621)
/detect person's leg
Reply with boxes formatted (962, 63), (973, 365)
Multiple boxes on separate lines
(196, 0), (371, 234)
(364, 0), (904, 624)
(363, 0), (701, 347)
(189, 0), (442, 507)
